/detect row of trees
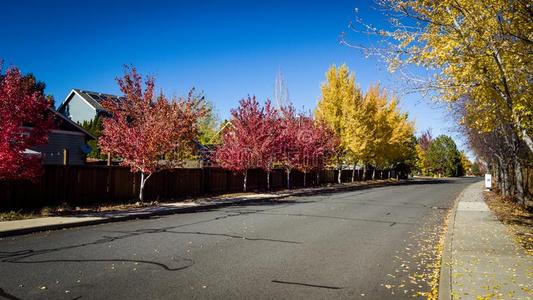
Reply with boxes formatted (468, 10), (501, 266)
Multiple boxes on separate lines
(2, 62), (418, 201)
(345, 0), (532, 206)
(1, 64), (209, 202)
(415, 130), (466, 177)
(315, 65), (417, 182)
(214, 97), (337, 191)
(3, 62), (444, 204)
(1, 64), (339, 200)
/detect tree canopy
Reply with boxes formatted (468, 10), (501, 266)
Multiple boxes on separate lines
(426, 135), (464, 177)
(0, 66), (53, 181)
(316, 65), (416, 180)
(99, 66), (206, 201)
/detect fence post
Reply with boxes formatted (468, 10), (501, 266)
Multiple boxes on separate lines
(63, 148), (69, 166)
(63, 149), (69, 203)
(106, 163), (112, 201)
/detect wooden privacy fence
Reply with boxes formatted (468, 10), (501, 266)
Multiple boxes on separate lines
(0, 165), (399, 210)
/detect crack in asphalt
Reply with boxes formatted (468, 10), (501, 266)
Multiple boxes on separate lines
(271, 280), (343, 290)
(254, 212), (413, 226)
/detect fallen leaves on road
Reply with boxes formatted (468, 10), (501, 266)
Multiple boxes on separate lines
(382, 207), (450, 299)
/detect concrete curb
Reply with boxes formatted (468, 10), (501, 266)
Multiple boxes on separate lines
(1, 180), (409, 238)
(438, 184), (468, 300)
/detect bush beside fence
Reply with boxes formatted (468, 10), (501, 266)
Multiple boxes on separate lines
(0, 165), (400, 210)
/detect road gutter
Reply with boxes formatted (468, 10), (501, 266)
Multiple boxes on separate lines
(437, 186), (464, 300)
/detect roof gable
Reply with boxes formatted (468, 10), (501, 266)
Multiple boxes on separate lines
(58, 89), (121, 113)
(50, 108), (96, 140)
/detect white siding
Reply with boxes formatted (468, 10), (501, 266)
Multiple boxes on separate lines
(59, 94), (97, 124)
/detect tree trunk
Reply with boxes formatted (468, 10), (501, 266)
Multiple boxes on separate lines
(139, 172), (145, 202)
(139, 172), (152, 203)
(338, 164), (342, 184)
(372, 168), (376, 181)
(266, 170), (270, 190)
(243, 170), (248, 192)
(316, 170), (320, 186)
(499, 161), (509, 196)
(303, 172), (307, 187)
(495, 163), (503, 193)
(351, 164), (356, 182)
(363, 165), (367, 181)
(286, 169), (291, 189)
(514, 159), (525, 205)
(507, 164), (516, 197)
(519, 126), (533, 155)
(503, 168), (509, 196)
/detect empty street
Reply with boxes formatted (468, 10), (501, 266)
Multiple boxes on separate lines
(0, 178), (479, 299)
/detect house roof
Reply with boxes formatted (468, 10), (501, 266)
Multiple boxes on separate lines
(58, 89), (121, 112)
(50, 108), (96, 140)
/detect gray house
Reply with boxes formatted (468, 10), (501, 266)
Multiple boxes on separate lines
(57, 89), (120, 124)
(55, 88), (209, 166)
(29, 109), (96, 165)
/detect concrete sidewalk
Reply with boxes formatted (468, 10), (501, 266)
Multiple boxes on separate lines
(0, 179), (403, 237)
(439, 182), (532, 300)
(0, 193), (281, 237)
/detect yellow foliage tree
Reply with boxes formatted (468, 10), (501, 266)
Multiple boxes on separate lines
(459, 152), (472, 175)
(315, 64), (359, 183)
(342, 84), (374, 180)
(415, 144), (427, 175)
(343, 83), (415, 180)
(345, 0), (533, 154)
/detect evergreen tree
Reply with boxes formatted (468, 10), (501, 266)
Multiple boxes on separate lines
(426, 135), (463, 177)
(81, 116), (104, 159)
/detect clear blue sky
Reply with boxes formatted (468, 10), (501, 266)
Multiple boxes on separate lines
(1, 0), (465, 151)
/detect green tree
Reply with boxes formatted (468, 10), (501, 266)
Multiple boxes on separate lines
(471, 162), (481, 176)
(426, 135), (463, 177)
(81, 116), (105, 159)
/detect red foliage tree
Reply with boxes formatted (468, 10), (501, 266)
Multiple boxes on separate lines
(278, 108), (339, 189)
(214, 96), (266, 192)
(216, 98), (338, 191)
(0, 66), (53, 181)
(99, 66), (206, 201)
(257, 100), (282, 190)
(278, 105), (300, 189)
(293, 115), (338, 187)
(418, 129), (433, 152)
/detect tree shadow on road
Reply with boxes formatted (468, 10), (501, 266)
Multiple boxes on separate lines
(0, 202), (303, 272)
(0, 178), (474, 273)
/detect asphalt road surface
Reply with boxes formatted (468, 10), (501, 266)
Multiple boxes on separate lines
(0, 177), (480, 299)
